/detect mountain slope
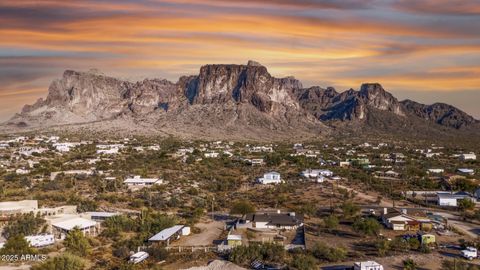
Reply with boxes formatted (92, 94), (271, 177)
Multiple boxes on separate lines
(4, 61), (479, 140)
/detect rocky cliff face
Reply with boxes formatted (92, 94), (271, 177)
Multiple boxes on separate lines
(7, 61), (479, 139)
(401, 99), (478, 129)
(295, 83), (404, 121)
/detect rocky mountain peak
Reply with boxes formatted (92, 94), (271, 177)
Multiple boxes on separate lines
(357, 83), (404, 116)
(401, 99), (478, 129)
(247, 60), (263, 67)
(6, 62), (479, 138)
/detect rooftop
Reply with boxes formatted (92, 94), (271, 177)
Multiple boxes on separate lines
(148, 225), (185, 241)
(52, 217), (97, 231)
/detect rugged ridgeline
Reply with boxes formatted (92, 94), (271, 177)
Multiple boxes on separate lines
(5, 61), (480, 141)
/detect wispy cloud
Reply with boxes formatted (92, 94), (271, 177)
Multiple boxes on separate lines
(0, 0), (479, 121)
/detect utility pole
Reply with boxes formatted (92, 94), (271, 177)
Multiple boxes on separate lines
(211, 196), (215, 221)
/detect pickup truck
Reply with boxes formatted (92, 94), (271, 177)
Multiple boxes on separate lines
(461, 247), (477, 260)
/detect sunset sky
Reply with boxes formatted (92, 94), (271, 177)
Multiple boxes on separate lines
(1, 0), (479, 121)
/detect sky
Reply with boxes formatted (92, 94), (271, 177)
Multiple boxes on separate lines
(1, 0), (480, 121)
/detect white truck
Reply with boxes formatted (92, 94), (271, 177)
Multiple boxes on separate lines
(461, 247), (477, 260)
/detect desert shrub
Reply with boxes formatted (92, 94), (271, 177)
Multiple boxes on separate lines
(312, 242), (347, 262)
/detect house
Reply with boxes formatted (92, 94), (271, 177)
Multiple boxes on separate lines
(384, 170), (400, 178)
(0, 200), (77, 222)
(53, 143), (79, 152)
(244, 210), (303, 230)
(204, 152), (219, 158)
(437, 191), (475, 207)
(301, 169), (333, 178)
(350, 158), (370, 167)
(457, 168), (475, 175)
(425, 152), (441, 158)
(354, 261), (384, 270)
(0, 200), (38, 217)
(227, 234), (242, 247)
(257, 172), (282, 185)
(51, 217), (98, 239)
(381, 209), (420, 231)
(50, 170), (94, 181)
(83, 211), (120, 222)
(96, 148), (119, 155)
(339, 161), (351, 167)
(25, 234), (55, 247)
(15, 168), (30, 175)
(148, 225), (190, 246)
(461, 153), (476, 161)
(428, 168), (444, 174)
(124, 176), (163, 188)
(18, 147), (47, 156)
(250, 159), (264, 166)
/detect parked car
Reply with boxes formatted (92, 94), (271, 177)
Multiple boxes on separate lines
(461, 247), (477, 260)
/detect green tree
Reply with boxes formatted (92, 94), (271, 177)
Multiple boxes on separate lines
(312, 242), (347, 262)
(391, 237), (410, 252)
(407, 237), (420, 250)
(458, 198), (475, 211)
(376, 239), (391, 257)
(2, 213), (46, 238)
(0, 234), (35, 256)
(323, 215), (339, 232)
(291, 254), (317, 270)
(147, 245), (169, 260)
(230, 200), (255, 217)
(32, 253), (85, 270)
(441, 259), (479, 270)
(229, 243), (285, 266)
(352, 218), (381, 236)
(64, 228), (91, 256)
(403, 258), (418, 270)
(341, 201), (360, 219)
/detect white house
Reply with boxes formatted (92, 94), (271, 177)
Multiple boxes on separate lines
(257, 172), (282, 185)
(53, 143), (79, 152)
(354, 261), (384, 270)
(0, 200), (38, 216)
(250, 159), (264, 166)
(97, 148), (119, 155)
(83, 211), (120, 222)
(124, 176), (163, 188)
(204, 152), (219, 158)
(244, 211), (303, 230)
(457, 168), (475, 175)
(0, 143), (9, 149)
(437, 192), (475, 207)
(381, 209), (418, 231)
(51, 217), (98, 239)
(461, 153), (477, 161)
(15, 168), (30, 175)
(427, 168), (444, 174)
(301, 169), (333, 178)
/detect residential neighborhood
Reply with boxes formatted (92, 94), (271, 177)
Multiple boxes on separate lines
(0, 134), (479, 269)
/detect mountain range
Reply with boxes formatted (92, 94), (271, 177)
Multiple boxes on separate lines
(4, 61), (479, 141)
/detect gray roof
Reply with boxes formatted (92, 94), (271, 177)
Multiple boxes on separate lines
(148, 225), (184, 242)
(246, 212), (303, 226)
